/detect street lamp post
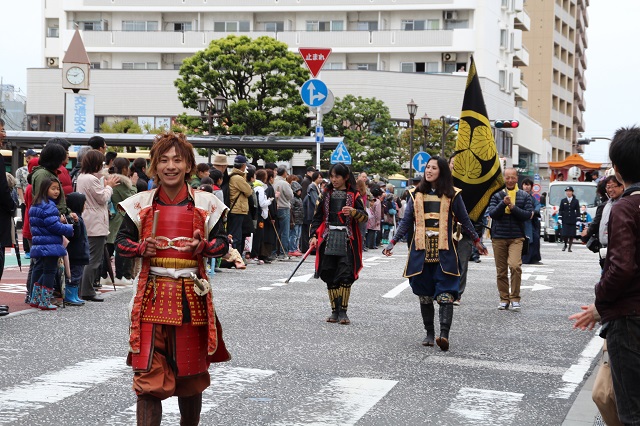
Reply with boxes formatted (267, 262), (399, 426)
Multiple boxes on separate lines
(421, 113), (431, 152)
(440, 115), (460, 158)
(406, 99), (418, 179)
(197, 95), (228, 164)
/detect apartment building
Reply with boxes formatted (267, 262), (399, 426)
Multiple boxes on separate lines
(30, 0), (544, 171)
(522, 0), (588, 163)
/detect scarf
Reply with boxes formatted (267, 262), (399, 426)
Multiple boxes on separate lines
(505, 184), (519, 214)
(413, 191), (451, 251)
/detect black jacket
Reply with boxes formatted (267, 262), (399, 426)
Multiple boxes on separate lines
(558, 197), (580, 226)
(66, 192), (90, 265)
(488, 189), (533, 239)
(0, 156), (16, 247)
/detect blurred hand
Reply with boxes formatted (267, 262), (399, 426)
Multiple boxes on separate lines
(105, 175), (121, 188)
(309, 236), (317, 250)
(474, 241), (488, 256)
(131, 172), (139, 186)
(142, 237), (157, 257)
(178, 229), (202, 253)
(569, 304), (599, 331)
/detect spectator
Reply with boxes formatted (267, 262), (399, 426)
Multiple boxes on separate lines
(28, 178), (73, 310)
(76, 150), (120, 302)
(22, 157), (40, 303)
(16, 149), (38, 258)
(301, 171), (322, 253)
(289, 181), (304, 256)
(521, 178), (542, 264)
(65, 192), (89, 306)
(227, 155), (253, 252)
(243, 166), (257, 256)
(104, 151), (118, 175)
(250, 169), (274, 264)
(273, 166), (294, 258)
(487, 168), (533, 311)
(46, 137), (73, 196)
(88, 135), (107, 154)
(131, 157), (150, 193)
(300, 166), (316, 198)
(106, 157), (138, 285)
(70, 146), (91, 191)
(190, 163), (210, 189)
(211, 153), (230, 203)
(367, 187), (382, 249)
(263, 169), (278, 262)
(209, 169), (224, 204)
(0, 119), (16, 315)
(569, 126), (640, 425)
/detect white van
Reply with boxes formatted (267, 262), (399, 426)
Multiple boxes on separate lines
(541, 181), (599, 242)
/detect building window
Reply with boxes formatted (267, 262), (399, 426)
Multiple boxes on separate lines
(168, 22), (192, 32)
(90, 62), (101, 69)
(306, 20), (344, 31)
(401, 62), (415, 73)
(426, 20), (440, 30)
(426, 62), (439, 73)
(173, 63), (182, 70)
(356, 63), (377, 71)
(443, 62), (456, 73)
(122, 21), (158, 31)
(499, 70), (507, 90)
(324, 62), (343, 70)
(122, 62), (159, 70)
(500, 29), (508, 49)
(356, 21), (378, 31)
(264, 21), (284, 32)
(214, 21), (250, 32)
(80, 21), (103, 31)
(495, 130), (513, 157)
(402, 20), (425, 31)
(47, 27), (59, 37)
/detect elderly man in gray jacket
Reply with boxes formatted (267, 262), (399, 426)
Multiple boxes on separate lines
(273, 166), (294, 259)
(487, 168), (534, 312)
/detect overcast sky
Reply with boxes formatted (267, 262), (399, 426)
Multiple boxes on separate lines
(0, 1), (637, 162)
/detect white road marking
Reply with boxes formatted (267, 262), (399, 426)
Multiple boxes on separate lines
(258, 287), (275, 291)
(0, 357), (128, 424)
(520, 283), (553, 291)
(106, 366), (276, 425)
(0, 284), (28, 294)
(549, 334), (603, 399)
(521, 267), (555, 273)
(382, 280), (410, 299)
(272, 377), (397, 426)
(446, 387), (524, 424)
(428, 356), (566, 375)
(276, 273), (314, 283)
(521, 273), (549, 281)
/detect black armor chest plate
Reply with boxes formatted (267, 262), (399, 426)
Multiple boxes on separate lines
(329, 190), (347, 224)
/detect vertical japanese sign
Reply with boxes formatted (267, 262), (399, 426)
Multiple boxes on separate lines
(65, 93), (95, 133)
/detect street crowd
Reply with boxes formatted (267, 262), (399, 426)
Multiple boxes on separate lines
(0, 122), (638, 425)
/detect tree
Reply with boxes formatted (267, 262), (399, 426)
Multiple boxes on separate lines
(174, 35), (310, 165)
(321, 95), (401, 176)
(398, 119), (458, 167)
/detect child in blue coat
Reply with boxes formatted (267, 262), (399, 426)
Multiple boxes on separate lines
(29, 178), (74, 310)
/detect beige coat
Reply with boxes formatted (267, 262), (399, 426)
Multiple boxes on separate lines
(228, 168), (253, 214)
(76, 172), (113, 237)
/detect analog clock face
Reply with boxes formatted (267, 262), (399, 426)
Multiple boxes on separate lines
(66, 67), (85, 85)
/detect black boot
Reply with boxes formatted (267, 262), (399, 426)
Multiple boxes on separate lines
(136, 395), (162, 426)
(178, 393), (202, 426)
(436, 304), (453, 352)
(338, 286), (351, 325)
(419, 302), (435, 346)
(328, 296), (341, 323)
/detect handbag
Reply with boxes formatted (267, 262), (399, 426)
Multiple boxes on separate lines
(592, 343), (623, 426)
(586, 235), (601, 253)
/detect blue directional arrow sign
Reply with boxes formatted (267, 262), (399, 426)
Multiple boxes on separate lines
(300, 79), (328, 108)
(330, 141), (351, 165)
(315, 125), (324, 143)
(412, 151), (430, 173)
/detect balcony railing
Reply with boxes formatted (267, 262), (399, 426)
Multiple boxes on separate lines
(80, 29), (458, 50)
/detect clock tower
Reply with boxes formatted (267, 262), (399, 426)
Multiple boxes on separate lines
(62, 30), (90, 92)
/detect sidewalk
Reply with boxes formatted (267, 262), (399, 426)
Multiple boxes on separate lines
(562, 359), (602, 426)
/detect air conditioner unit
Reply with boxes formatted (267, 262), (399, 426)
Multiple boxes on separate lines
(442, 52), (457, 62)
(444, 11), (458, 20)
(47, 57), (59, 68)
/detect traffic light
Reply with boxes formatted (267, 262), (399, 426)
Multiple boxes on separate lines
(494, 120), (519, 128)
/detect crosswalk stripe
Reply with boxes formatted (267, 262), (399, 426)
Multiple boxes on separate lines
(105, 366), (276, 425)
(382, 280), (410, 298)
(0, 357), (128, 424)
(446, 387), (524, 423)
(428, 356), (566, 375)
(271, 377), (397, 426)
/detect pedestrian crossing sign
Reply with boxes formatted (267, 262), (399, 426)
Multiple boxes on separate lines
(330, 141), (352, 165)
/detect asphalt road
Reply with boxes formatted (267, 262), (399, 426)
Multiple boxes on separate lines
(0, 240), (602, 425)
